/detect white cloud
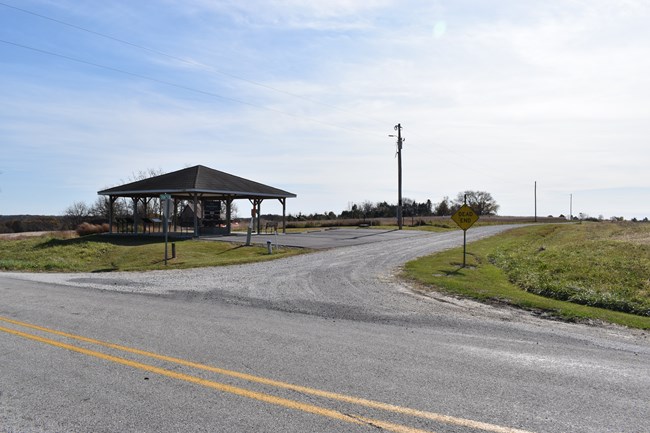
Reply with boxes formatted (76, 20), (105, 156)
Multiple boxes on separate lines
(2, 0), (649, 218)
(178, 0), (393, 30)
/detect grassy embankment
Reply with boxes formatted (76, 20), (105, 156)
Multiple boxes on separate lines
(403, 222), (650, 329)
(0, 234), (305, 272)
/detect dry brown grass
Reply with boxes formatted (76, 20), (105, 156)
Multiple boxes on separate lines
(611, 225), (650, 245)
(0, 231), (77, 240)
(76, 223), (110, 236)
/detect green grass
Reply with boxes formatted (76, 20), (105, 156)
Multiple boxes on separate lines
(0, 234), (306, 272)
(403, 222), (650, 329)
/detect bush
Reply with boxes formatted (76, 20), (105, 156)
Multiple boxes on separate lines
(76, 223), (109, 236)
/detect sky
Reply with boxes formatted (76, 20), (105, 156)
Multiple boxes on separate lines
(1, 0), (649, 219)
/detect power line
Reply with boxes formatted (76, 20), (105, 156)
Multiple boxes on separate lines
(0, 2), (521, 189)
(1, 1), (486, 169)
(2, 35), (517, 189)
(0, 38), (374, 135)
(0, 1), (381, 125)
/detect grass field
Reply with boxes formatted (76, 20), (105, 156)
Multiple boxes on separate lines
(403, 222), (650, 329)
(0, 234), (305, 272)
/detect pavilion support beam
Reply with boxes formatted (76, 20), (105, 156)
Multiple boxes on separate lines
(248, 198), (259, 234)
(142, 197), (151, 233)
(131, 198), (139, 234)
(108, 196), (116, 234)
(256, 199), (263, 235)
(173, 198), (179, 232)
(192, 194), (199, 237)
(278, 198), (287, 234)
(226, 197), (233, 235)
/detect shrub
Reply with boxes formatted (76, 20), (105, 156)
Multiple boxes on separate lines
(76, 222), (109, 236)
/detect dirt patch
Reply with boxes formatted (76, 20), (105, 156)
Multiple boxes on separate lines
(0, 231), (76, 240)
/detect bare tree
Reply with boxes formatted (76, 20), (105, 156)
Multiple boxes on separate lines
(63, 201), (91, 229)
(229, 201), (239, 219)
(91, 196), (128, 220)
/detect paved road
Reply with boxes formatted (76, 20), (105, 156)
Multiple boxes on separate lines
(1, 226), (649, 432)
(207, 228), (435, 249)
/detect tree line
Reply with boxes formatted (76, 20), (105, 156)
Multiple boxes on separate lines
(4, 187), (650, 234)
(1, 186), (501, 233)
(285, 191), (500, 221)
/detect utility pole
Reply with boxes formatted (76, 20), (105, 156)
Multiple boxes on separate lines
(570, 194), (573, 221)
(393, 123), (404, 230)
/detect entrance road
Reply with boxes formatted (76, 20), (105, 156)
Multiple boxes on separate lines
(1, 226), (649, 432)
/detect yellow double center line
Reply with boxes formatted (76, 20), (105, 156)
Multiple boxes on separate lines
(0, 316), (534, 433)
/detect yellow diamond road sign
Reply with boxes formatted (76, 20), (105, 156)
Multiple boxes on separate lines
(451, 204), (479, 231)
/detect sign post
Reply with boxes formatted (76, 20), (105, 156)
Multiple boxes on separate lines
(160, 194), (171, 264)
(451, 203), (479, 267)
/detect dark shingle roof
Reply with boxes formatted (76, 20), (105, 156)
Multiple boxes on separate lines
(98, 165), (296, 199)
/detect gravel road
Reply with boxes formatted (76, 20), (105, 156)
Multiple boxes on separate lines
(2, 227), (512, 321)
(3, 225), (647, 340)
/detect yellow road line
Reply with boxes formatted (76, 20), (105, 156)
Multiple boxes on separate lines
(0, 324), (434, 433)
(0, 316), (535, 433)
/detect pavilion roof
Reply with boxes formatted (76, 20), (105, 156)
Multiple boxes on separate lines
(98, 165), (296, 200)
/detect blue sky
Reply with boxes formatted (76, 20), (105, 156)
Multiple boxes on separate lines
(1, 0), (649, 219)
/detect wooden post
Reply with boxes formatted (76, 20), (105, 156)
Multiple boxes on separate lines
(280, 198), (287, 234)
(256, 199), (262, 235)
(193, 194), (198, 237)
(226, 197), (232, 234)
(108, 196), (116, 234)
(132, 197), (138, 234)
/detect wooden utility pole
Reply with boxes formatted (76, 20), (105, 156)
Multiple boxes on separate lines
(394, 123), (404, 230)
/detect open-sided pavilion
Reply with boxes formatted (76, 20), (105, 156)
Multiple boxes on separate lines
(98, 165), (296, 237)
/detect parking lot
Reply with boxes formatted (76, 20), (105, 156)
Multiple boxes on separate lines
(204, 228), (431, 249)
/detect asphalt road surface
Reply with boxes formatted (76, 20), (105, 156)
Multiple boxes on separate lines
(1, 226), (648, 433)
(209, 228), (437, 249)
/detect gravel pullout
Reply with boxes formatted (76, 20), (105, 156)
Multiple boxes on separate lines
(3, 227), (510, 317)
